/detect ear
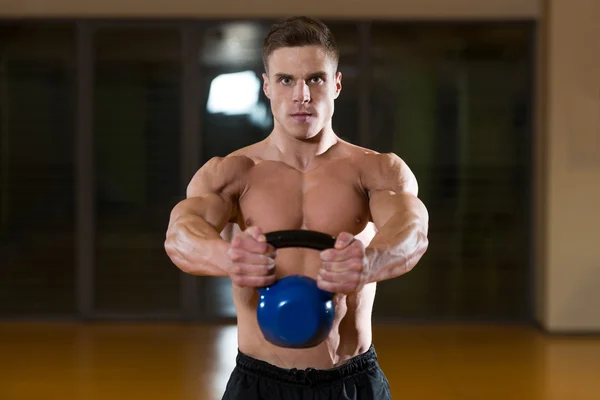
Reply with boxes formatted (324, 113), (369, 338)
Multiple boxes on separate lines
(333, 71), (342, 99)
(262, 73), (271, 99)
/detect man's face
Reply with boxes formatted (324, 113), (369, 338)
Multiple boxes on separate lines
(263, 45), (342, 140)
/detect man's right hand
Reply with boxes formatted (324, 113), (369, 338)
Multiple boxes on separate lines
(226, 226), (277, 288)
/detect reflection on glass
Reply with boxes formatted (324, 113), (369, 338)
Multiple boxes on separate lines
(0, 24), (76, 314)
(207, 71), (261, 115)
(93, 28), (182, 314)
(370, 23), (533, 319)
(206, 70), (271, 129)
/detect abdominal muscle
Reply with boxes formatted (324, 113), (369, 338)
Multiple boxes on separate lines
(230, 248), (377, 370)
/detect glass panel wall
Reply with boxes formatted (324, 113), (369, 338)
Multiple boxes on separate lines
(93, 27), (183, 315)
(0, 24), (77, 315)
(369, 23), (533, 319)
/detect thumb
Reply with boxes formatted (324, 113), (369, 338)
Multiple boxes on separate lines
(334, 232), (354, 249)
(245, 226), (265, 242)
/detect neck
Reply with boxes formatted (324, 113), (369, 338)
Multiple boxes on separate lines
(269, 123), (338, 170)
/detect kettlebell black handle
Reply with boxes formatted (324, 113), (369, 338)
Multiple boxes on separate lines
(264, 230), (336, 251)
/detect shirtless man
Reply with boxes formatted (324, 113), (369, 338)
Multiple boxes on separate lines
(165, 16), (429, 399)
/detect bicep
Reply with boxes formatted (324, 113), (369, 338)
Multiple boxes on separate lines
(364, 153), (428, 233)
(171, 156), (249, 232)
(168, 194), (234, 234)
(369, 191), (429, 235)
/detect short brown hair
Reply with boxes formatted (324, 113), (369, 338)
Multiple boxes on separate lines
(262, 16), (339, 73)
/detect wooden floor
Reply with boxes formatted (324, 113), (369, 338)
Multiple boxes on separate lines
(1, 322), (599, 400)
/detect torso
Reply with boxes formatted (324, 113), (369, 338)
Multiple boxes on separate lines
(226, 138), (379, 369)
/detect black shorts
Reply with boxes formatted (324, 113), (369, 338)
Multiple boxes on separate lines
(221, 344), (392, 400)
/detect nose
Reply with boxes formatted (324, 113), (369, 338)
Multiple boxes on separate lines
(292, 80), (311, 104)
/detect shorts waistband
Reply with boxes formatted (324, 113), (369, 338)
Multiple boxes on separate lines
(234, 344), (379, 386)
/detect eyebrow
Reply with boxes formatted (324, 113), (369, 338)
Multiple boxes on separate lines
(274, 71), (327, 80)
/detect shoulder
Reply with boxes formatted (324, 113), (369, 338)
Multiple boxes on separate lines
(186, 139), (272, 197)
(186, 154), (255, 198)
(228, 139), (268, 159)
(356, 150), (418, 196)
(203, 154), (256, 175)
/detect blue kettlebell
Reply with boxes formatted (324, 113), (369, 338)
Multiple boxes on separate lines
(257, 230), (337, 349)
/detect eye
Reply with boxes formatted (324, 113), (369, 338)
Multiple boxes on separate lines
(309, 77), (323, 84)
(280, 77), (292, 85)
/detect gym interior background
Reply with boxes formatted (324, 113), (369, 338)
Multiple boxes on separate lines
(1, 0), (600, 330)
(0, 0), (599, 397)
(0, 18), (536, 321)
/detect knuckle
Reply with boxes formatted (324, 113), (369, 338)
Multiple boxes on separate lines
(230, 265), (243, 275)
(342, 247), (354, 257)
(256, 242), (268, 253)
(235, 231), (248, 240)
(321, 270), (332, 280)
(258, 265), (271, 275)
(350, 261), (363, 270)
(351, 238), (362, 247)
(258, 277), (272, 287)
(231, 275), (244, 286)
(343, 283), (355, 293)
(318, 279), (331, 290)
(240, 276), (254, 286)
(331, 283), (343, 292)
(330, 262), (343, 272)
(238, 276), (250, 286)
(229, 250), (242, 262)
(232, 236), (248, 249)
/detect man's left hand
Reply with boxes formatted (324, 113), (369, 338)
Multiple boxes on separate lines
(317, 232), (370, 294)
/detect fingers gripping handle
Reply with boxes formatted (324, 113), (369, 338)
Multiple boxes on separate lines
(264, 230), (337, 251)
(258, 229), (336, 292)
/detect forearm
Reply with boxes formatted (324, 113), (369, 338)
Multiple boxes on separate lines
(165, 198), (232, 277)
(365, 211), (428, 283)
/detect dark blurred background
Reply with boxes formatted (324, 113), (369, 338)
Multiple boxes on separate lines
(0, 18), (536, 323)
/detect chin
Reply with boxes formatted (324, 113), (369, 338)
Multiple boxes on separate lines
(290, 128), (320, 140)
(274, 116), (323, 140)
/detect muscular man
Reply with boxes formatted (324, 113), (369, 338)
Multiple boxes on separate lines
(165, 16), (429, 400)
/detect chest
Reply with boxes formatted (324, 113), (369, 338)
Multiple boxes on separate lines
(237, 161), (370, 237)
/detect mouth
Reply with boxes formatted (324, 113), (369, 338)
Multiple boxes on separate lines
(290, 113), (313, 122)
